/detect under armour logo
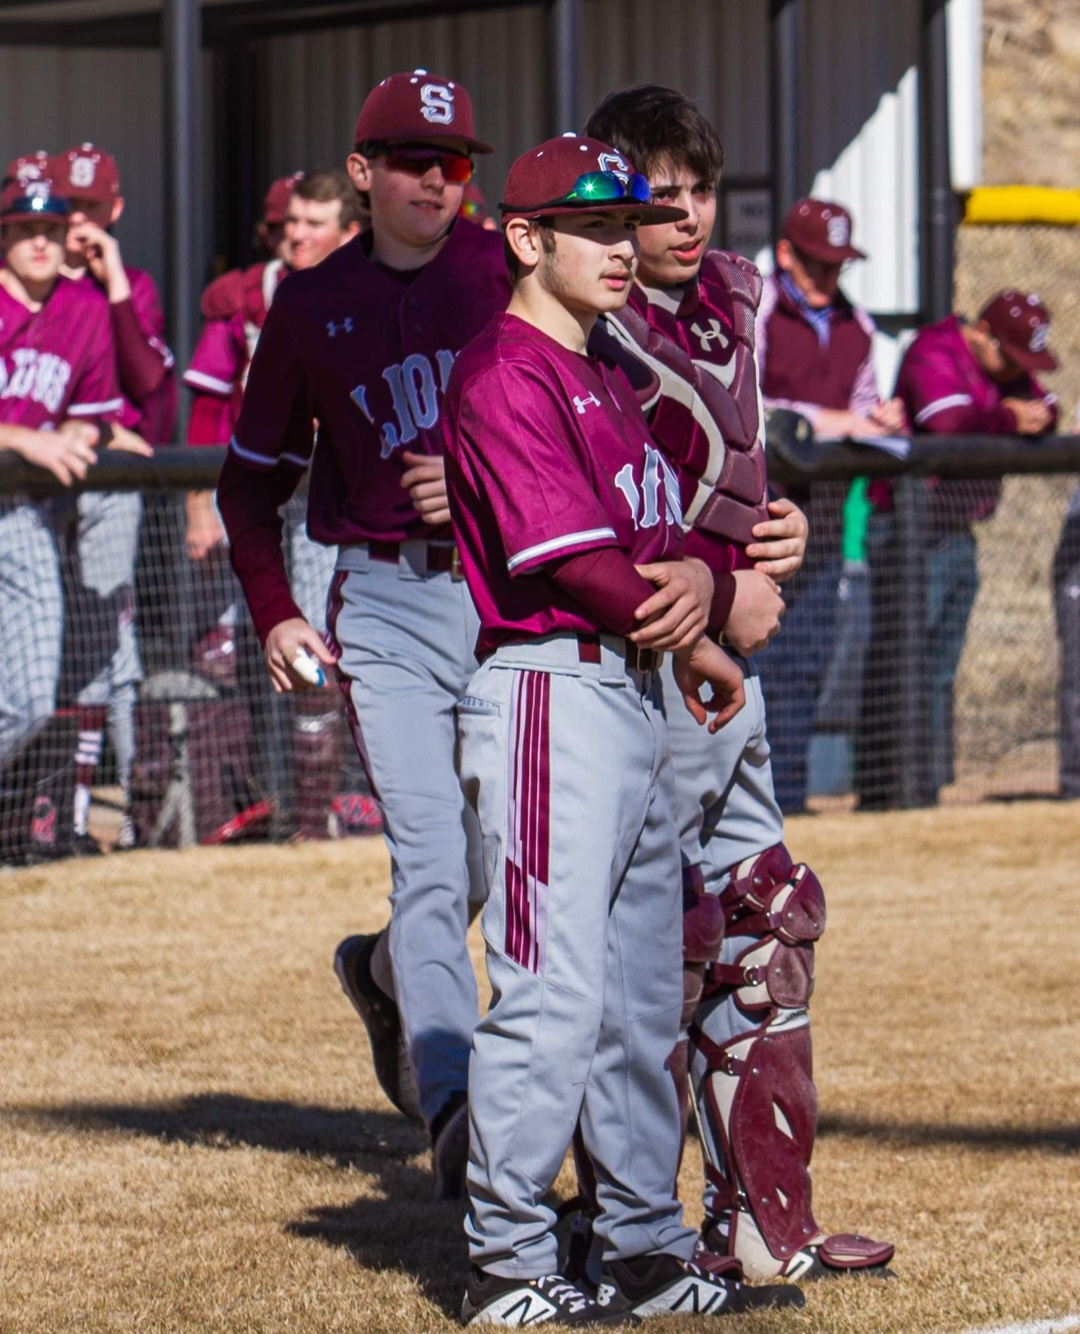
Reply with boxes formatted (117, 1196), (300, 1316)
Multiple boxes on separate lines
(327, 318), (353, 337)
(573, 392), (601, 415)
(691, 319), (730, 352)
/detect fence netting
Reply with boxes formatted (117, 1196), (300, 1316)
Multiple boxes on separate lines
(0, 487), (379, 863)
(760, 470), (1080, 814)
(1, 465), (1077, 862)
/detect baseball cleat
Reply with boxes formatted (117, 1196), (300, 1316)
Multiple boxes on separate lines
(333, 932), (422, 1125)
(431, 1089), (470, 1201)
(462, 1267), (636, 1326)
(601, 1253), (804, 1318)
(71, 832), (104, 857)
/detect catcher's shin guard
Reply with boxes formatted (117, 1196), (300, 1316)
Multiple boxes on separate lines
(674, 867), (724, 1156)
(691, 844), (894, 1281)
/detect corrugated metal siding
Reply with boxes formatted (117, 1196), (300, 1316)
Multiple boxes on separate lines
(0, 45), (215, 302)
(261, 6), (549, 215)
(262, 0), (768, 204)
(580, 0), (769, 178)
(802, 0), (922, 314)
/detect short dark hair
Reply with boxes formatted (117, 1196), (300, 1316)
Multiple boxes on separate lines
(503, 219), (556, 284)
(292, 167), (367, 230)
(584, 85), (724, 185)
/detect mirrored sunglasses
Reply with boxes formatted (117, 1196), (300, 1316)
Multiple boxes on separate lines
(564, 170), (652, 206)
(380, 148), (474, 184)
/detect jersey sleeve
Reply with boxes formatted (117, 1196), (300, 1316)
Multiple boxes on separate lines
(898, 338), (1014, 434)
(456, 360), (620, 577)
(183, 314), (244, 400)
(229, 297), (314, 471)
(66, 305), (123, 422)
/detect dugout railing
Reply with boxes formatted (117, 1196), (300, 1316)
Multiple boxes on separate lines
(2, 427), (1078, 860)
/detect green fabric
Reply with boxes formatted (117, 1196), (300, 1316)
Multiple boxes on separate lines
(841, 477), (872, 562)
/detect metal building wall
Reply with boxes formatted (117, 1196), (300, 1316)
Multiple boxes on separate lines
(801, 0), (922, 316)
(579, 0), (769, 178)
(0, 44), (215, 301)
(260, 6), (549, 216)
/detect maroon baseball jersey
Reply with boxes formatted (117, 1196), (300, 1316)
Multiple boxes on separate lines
(184, 260), (286, 445)
(71, 265), (176, 441)
(0, 276), (121, 428)
(445, 312), (685, 658)
(228, 223), (509, 545)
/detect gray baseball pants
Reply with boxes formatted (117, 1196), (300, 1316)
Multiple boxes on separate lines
(0, 502), (63, 767)
(328, 542), (483, 1126)
(457, 634), (697, 1278)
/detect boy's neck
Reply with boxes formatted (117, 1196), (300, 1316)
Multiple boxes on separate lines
(507, 280), (594, 354)
(0, 265), (56, 312)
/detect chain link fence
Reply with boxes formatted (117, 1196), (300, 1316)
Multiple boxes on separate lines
(0, 455), (379, 864)
(2, 434), (1079, 863)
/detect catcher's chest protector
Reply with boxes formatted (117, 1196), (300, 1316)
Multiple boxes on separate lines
(607, 250), (770, 547)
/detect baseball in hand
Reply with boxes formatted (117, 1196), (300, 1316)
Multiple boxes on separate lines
(290, 649), (326, 687)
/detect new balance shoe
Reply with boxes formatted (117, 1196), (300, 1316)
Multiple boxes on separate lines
(462, 1267), (635, 1326)
(333, 932), (422, 1125)
(431, 1089), (470, 1201)
(601, 1253), (804, 1318)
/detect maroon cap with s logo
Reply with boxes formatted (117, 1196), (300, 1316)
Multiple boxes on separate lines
(781, 197), (866, 263)
(979, 290), (1057, 372)
(353, 69), (492, 155)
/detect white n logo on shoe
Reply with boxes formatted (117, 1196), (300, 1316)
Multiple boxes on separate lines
(481, 1291), (558, 1324)
(669, 1277), (727, 1315)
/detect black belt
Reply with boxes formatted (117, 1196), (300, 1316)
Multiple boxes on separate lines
(367, 539), (463, 579)
(576, 633), (662, 674)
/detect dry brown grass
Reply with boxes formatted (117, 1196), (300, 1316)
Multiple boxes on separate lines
(2, 804), (1079, 1334)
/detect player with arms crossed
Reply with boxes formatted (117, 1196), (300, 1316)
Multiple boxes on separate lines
(216, 71), (508, 1196)
(582, 86), (895, 1283)
(445, 134), (803, 1325)
(0, 161), (122, 771)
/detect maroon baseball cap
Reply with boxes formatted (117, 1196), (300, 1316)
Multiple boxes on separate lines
(979, 290), (1057, 372)
(3, 150), (51, 190)
(263, 171), (304, 225)
(353, 69), (492, 154)
(500, 135), (686, 223)
(782, 197), (866, 264)
(53, 143), (121, 202)
(0, 173), (70, 224)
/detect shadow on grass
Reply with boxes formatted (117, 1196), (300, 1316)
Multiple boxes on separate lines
(819, 1112), (1080, 1153)
(16, 1092), (469, 1314)
(17, 1092), (427, 1170)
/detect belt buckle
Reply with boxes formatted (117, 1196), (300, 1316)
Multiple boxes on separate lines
(450, 545), (464, 581)
(628, 643), (661, 674)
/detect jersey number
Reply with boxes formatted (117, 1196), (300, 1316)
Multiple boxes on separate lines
(615, 444), (682, 530)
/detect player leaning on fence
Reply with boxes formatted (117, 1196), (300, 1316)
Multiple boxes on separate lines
(895, 290), (1059, 799)
(0, 156), (122, 771)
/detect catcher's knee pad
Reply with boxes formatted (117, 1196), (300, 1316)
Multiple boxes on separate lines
(710, 843), (825, 1015)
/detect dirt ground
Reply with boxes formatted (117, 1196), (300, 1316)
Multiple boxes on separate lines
(2, 802), (1078, 1334)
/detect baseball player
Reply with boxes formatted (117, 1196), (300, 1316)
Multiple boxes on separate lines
(215, 71), (509, 1195)
(52, 142), (174, 853)
(893, 290), (1058, 798)
(185, 168), (367, 839)
(445, 132), (806, 1326)
(582, 86), (895, 1283)
(0, 161), (122, 777)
